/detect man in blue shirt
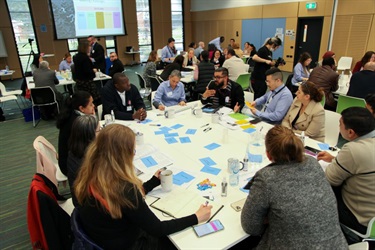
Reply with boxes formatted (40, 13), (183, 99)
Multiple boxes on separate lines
(250, 68), (293, 124)
(161, 38), (177, 64)
(208, 36), (225, 52)
(152, 70), (186, 110)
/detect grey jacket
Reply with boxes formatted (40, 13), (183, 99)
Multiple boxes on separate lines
(241, 156), (348, 249)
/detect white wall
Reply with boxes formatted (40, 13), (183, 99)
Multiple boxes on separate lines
(190, 0), (301, 12)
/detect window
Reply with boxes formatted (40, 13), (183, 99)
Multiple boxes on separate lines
(6, 0), (39, 73)
(136, 0), (152, 62)
(171, 0), (184, 52)
(105, 36), (116, 56)
(67, 38), (78, 57)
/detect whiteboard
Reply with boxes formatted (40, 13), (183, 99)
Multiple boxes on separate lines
(0, 31), (8, 57)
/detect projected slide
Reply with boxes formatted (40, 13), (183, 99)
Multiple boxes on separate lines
(51, 0), (125, 39)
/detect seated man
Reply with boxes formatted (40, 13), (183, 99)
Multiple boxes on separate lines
(201, 67), (244, 113)
(108, 52), (124, 77)
(249, 68), (293, 124)
(317, 107), (375, 241)
(153, 70), (186, 110)
(101, 73), (146, 121)
(193, 50), (215, 99)
(309, 57), (339, 111)
(222, 48), (247, 81)
(347, 62), (375, 99)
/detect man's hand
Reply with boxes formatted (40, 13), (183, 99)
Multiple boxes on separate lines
(317, 151), (335, 162)
(158, 104), (165, 111)
(178, 101), (186, 106)
(202, 87), (216, 99)
(233, 102), (240, 113)
(133, 108), (147, 121)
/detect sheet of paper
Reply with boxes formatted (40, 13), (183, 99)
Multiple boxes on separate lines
(165, 137), (178, 144)
(171, 124), (184, 130)
(229, 113), (249, 120)
(179, 137), (191, 144)
(140, 118), (152, 124)
(173, 171), (195, 186)
(318, 143), (330, 150)
(235, 120), (249, 125)
(164, 132), (179, 137)
(241, 124), (255, 130)
(199, 157), (216, 166)
(134, 151), (174, 173)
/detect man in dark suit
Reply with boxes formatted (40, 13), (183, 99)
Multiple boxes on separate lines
(347, 62), (375, 99)
(33, 61), (63, 119)
(108, 52), (124, 77)
(88, 35), (106, 73)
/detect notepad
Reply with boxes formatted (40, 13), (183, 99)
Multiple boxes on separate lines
(229, 113), (249, 120)
(150, 189), (222, 219)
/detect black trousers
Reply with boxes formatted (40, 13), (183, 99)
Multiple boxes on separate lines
(251, 78), (267, 100)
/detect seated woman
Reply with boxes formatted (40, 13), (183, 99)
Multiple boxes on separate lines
(241, 125), (347, 249)
(282, 81), (325, 142)
(210, 49), (224, 68)
(232, 42), (243, 58)
(30, 53), (43, 74)
(74, 124), (212, 249)
(67, 115), (98, 207)
(160, 55), (193, 81)
(365, 93), (375, 117)
(291, 52), (312, 86)
(56, 91), (95, 176)
(183, 48), (199, 67)
(153, 70), (186, 110)
(59, 52), (73, 71)
(352, 51), (375, 73)
(143, 50), (158, 88)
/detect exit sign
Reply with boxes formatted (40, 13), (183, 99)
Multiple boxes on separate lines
(306, 2), (317, 9)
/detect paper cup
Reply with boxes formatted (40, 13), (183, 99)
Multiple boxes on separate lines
(160, 170), (173, 192)
(136, 132), (144, 145)
(193, 108), (203, 118)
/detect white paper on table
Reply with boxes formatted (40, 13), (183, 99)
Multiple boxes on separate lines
(134, 150), (174, 174)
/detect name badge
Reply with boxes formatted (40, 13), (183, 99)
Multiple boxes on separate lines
(167, 91), (173, 97)
(92, 50), (95, 53)
(225, 96), (230, 103)
(127, 106), (132, 111)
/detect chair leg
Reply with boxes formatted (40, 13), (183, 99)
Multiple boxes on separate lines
(15, 99), (22, 112)
(32, 105), (35, 127)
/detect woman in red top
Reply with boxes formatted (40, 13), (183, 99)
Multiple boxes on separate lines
(352, 51), (375, 73)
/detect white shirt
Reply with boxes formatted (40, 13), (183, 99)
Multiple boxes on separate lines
(222, 56), (247, 81)
(117, 90), (126, 106)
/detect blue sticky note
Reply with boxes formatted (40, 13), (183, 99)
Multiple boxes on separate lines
(173, 178), (185, 186)
(141, 156), (158, 168)
(164, 133), (179, 137)
(240, 188), (250, 194)
(165, 137), (178, 144)
(248, 153), (263, 163)
(199, 157), (216, 166)
(159, 126), (172, 132)
(243, 128), (256, 134)
(200, 166), (221, 175)
(204, 143), (221, 151)
(171, 124), (184, 130)
(179, 137), (191, 144)
(176, 171), (195, 182)
(155, 131), (168, 135)
(186, 129), (197, 135)
(318, 143), (330, 150)
(140, 118), (152, 124)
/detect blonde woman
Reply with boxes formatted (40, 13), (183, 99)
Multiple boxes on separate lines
(74, 124), (212, 249)
(183, 48), (199, 67)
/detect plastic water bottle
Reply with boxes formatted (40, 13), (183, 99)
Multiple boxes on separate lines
(5, 65), (9, 73)
(221, 177), (227, 197)
(242, 154), (249, 171)
(111, 110), (115, 122)
(229, 162), (240, 186)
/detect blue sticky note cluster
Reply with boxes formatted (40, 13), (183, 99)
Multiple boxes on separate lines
(200, 165), (221, 175)
(140, 118), (152, 124)
(164, 132), (179, 137)
(185, 129), (197, 135)
(159, 126), (172, 132)
(171, 124), (184, 129)
(204, 143), (221, 151)
(179, 137), (191, 144)
(318, 143), (330, 150)
(173, 171), (195, 186)
(141, 156), (158, 168)
(155, 130), (168, 135)
(165, 137), (178, 144)
(243, 128), (256, 134)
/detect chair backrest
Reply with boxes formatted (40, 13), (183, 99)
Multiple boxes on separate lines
(149, 76), (161, 91)
(33, 136), (58, 186)
(320, 94), (326, 107)
(30, 87), (57, 106)
(97, 104), (103, 121)
(369, 217), (375, 239)
(236, 73), (251, 90)
(0, 82), (7, 94)
(157, 49), (162, 59)
(285, 74), (294, 92)
(71, 209), (104, 250)
(324, 110), (341, 147)
(135, 72), (146, 89)
(105, 57), (112, 75)
(337, 56), (353, 71)
(244, 91), (254, 103)
(336, 95), (366, 114)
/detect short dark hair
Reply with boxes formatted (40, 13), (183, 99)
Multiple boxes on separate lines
(300, 81), (323, 102)
(113, 72), (128, 85)
(365, 93), (375, 115)
(227, 48), (236, 56)
(215, 67), (228, 77)
(200, 50), (209, 61)
(173, 55), (184, 66)
(322, 57), (335, 67)
(220, 36), (225, 43)
(341, 107), (375, 136)
(188, 42), (196, 48)
(77, 40), (89, 54)
(167, 37), (175, 43)
(265, 68), (283, 81)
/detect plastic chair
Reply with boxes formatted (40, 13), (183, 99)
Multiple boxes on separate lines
(30, 87), (60, 127)
(157, 49), (162, 59)
(236, 73), (251, 91)
(348, 242), (369, 250)
(33, 136), (68, 187)
(0, 95), (22, 113)
(336, 95), (366, 114)
(151, 91), (157, 110)
(0, 81), (26, 107)
(135, 72), (146, 88)
(343, 217), (375, 242)
(149, 76), (161, 91)
(71, 209), (104, 250)
(324, 110), (341, 147)
(337, 56), (353, 73)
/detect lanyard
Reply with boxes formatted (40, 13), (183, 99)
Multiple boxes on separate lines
(263, 85), (286, 112)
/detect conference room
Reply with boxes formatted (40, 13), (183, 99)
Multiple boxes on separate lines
(0, 0), (374, 249)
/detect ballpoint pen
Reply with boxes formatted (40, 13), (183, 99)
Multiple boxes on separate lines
(149, 124), (161, 126)
(203, 127), (212, 132)
(207, 205), (224, 222)
(201, 123), (209, 128)
(204, 201), (209, 207)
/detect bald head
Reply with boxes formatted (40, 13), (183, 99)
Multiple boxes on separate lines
(363, 62), (375, 71)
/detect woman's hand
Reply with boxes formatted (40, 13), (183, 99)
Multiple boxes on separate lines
(195, 204), (212, 223)
(154, 169), (162, 179)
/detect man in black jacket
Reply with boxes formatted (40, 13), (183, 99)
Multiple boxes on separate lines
(88, 35), (106, 73)
(108, 52), (124, 77)
(101, 73), (147, 120)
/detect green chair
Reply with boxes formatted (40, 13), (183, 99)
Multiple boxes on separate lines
(336, 95), (366, 114)
(242, 57), (248, 64)
(342, 217), (375, 242)
(236, 73), (251, 91)
(320, 94), (326, 107)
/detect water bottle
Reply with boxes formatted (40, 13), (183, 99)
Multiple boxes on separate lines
(5, 65), (9, 73)
(221, 177), (227, 197)
(229, 161), (240, 187)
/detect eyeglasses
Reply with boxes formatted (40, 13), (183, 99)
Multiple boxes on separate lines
(214, 76), (225, 80)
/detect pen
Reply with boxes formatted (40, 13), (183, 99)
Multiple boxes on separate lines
(207, 205), (224, 222)
(156, 114), (164, 116)
(204, 201), (209, 207)
(203, 127), (212, 132)
(149, 124), (161, 126)
(201, 123), (209, 128)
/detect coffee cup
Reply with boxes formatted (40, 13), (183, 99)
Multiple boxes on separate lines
(160, 170), (173, 192)
(104, 114), (114, 125)
(164, 109), (175, 119)
(193, 108), (202, 118)
(136, 132), (144, 145)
